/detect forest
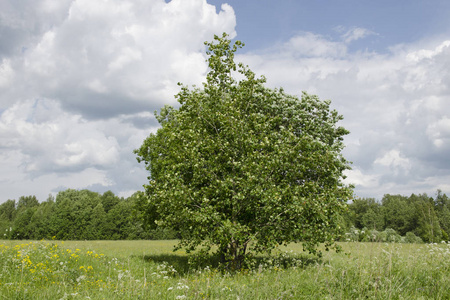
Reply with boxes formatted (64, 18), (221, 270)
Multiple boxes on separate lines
(0, 189), (177, 241)
(1, 188), (449, 243)
(343, 190), (450, 243)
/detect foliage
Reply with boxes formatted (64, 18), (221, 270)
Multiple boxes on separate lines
(0, 190), (177, 241)
(345, 227), (407, 243)
(347, 191), (449, 243)
(348, 197), (383, 230)
(1, 188), (449, 243)
(405, 231), (423, 244)
(135, 33), (353, 269)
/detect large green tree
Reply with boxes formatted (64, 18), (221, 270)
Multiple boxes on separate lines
(135, 34), (353, 269)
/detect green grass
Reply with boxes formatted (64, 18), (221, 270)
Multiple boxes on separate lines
(1, 240), (450, 299)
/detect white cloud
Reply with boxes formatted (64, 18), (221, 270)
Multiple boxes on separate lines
(0, 0), (237, 201)
(0, 98), (159, 201)
(0, 59), (14, 88)
(2, 0), (450, 202)
(427, 116), (450, 148)
(0, 0), (236, 118)
(281, 33), (347, 58)
(343, 168), (379, 188)
(240, 34), (450, 199)
(341, 27), (376, 44)
(374, 149), (411, 174)
(406, 40), (450, 62)
(0, 99), (120, 173)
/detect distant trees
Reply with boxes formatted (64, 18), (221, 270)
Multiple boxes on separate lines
(347, 190), (450, 243)
(0, 189), (448, 243)
(0, 189), (177, 241)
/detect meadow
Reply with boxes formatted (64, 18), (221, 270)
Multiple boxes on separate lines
(1, 239), (449, 299)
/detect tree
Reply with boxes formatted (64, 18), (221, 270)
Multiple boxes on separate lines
(28, 195), (55, 239)
(381, 194), (413, 235)
(107, 199), (134, 239)
(362, 208), (384, 231)
(135, 34), (353, 269)
(411, 193), (442, 243)
(0, 199), (16, 239)
(10, 195), (39, 239)
(87, 203), (107, 240)
(434, 189), (450, 241)
(12, 207), (36, 239)
(101, 191), (120, 214)
(50, 189), (101, 240)
(16, 195), (39, 212)
(349, 197), (383, 230)
(0, 199), (16, 222)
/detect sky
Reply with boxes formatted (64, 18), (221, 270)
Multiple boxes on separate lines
(1, 0), (450, 203)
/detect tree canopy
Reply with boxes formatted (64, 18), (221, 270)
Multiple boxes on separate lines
(135, 33), (353, 269)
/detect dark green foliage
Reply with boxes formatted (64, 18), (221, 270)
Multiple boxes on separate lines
(0, 189), (176, 241)
(101, 190), (120, 213)
(405, 231), (423, 243)
(0, 199), (16, 222)
(347, 190), (449, 243)
(1, 188), (448, 243)
(16, 195), (39, 212)
(88, 202), (108, 239)
(348, 197), (383, 230)
(411, 194), (442, 243)
(382, 194), (413, 235)
(12, 207), (36, 239)
(27, 196), (54, 239)
(435, 189), (450, 240)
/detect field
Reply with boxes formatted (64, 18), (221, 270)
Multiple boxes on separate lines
(1, 240), (450, 299)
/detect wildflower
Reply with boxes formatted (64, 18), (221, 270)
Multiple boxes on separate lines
(177, 282), (189, 290)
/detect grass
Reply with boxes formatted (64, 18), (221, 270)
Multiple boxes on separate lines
(1, 239), (450, 299)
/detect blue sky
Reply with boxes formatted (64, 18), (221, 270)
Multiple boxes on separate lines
(1, 0), (450, 202)
(210, 0), (450, 53)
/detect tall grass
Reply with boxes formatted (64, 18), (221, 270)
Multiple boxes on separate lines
(1, 240), (449, 299)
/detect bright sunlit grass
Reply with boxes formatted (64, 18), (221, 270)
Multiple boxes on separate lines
(1, 240), (450, 299)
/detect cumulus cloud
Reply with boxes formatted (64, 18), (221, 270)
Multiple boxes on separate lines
(0, 0), (236, 118)
(0, 0), (236, 201)
(240, 33), (450, 199)
(0, 98), (159, 200)
(282, 32), (348, 58)
(1, 0), (450, 202)
(427, 116), (450, 148)
(0, 99), (119, 173)
(337, 26), (377, 44)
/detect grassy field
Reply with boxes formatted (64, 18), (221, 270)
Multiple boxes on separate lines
(1, 239), (449, 299)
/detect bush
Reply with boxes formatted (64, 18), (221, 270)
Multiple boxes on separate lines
(361, 229), (381, 242)
(379, 228), (401, 243)
(405, 231), (423, 244)
(345, 227), (360, 242)
(345, 227), (416, 243)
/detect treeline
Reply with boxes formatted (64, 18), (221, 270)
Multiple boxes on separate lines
(1, 189), (449, 243)
(343, 190), (450, 243)
(0, 189), (177, 240)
